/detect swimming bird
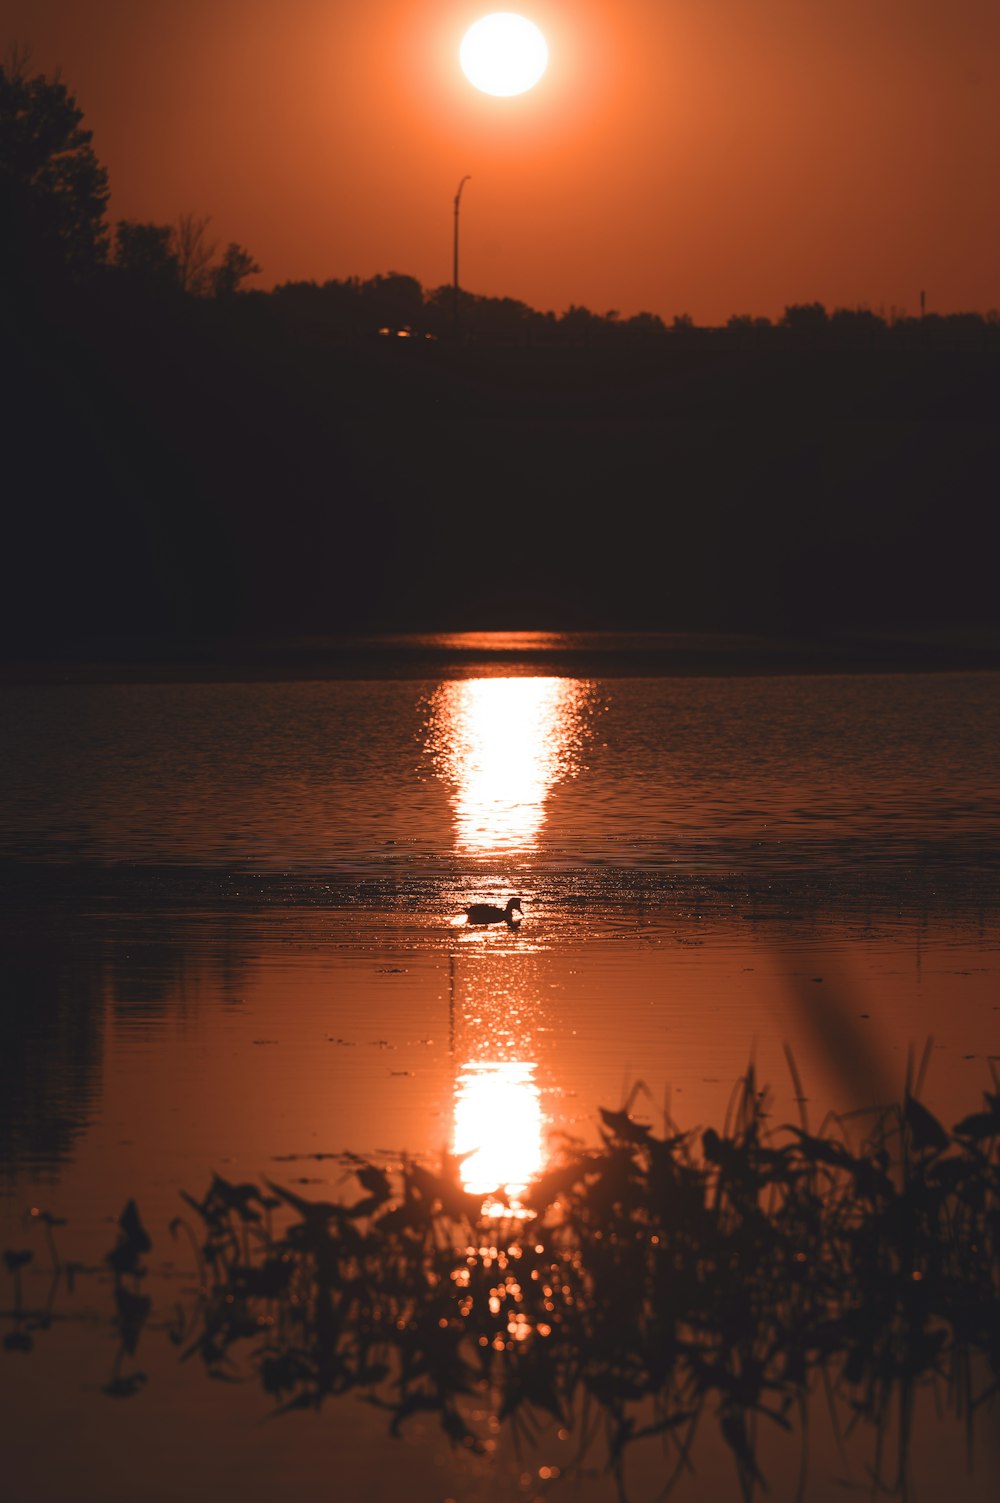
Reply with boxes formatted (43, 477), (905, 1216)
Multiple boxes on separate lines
(465, 897), (523, 926)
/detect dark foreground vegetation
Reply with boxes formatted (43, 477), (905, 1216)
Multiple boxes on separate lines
(4, 56), (1000, 653)
(5, 1062), (999, 1501)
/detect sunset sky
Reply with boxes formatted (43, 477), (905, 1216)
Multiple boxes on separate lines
(8, 0), (999, 323)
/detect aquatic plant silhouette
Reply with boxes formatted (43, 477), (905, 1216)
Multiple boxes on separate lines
(4, 1071), (998, 1499)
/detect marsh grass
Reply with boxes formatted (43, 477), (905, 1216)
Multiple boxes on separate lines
(4, 1062), (999, 1500)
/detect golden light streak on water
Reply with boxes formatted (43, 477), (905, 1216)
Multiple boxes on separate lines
(453, 1060), (543, 1201)
(427, 676), (592, 853)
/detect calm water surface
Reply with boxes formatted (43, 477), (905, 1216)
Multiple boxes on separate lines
(4, 671), (1000, 875)
(2, 649), (999, 1500)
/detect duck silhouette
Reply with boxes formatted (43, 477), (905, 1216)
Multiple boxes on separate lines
(465, 897), (523, 926)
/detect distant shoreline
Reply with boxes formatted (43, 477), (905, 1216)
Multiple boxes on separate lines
(4, 628), (1000, 684)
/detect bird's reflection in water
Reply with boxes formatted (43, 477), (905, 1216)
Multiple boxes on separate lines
(453, 1060), (542, 1210)
(427, 676), (593, 853)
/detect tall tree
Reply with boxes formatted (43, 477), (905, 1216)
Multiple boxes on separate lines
(0, 47), (110, 282)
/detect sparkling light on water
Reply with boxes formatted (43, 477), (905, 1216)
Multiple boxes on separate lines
(453, 1060), (542, 1199)
(427, 676), (591, 853)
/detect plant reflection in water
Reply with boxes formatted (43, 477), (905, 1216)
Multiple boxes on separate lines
(5, 1067), (998, 1502)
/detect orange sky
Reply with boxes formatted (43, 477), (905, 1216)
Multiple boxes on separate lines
(8, 0), (1000, 322)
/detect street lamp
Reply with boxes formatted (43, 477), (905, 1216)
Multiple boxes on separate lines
(453, 175), (471, 339)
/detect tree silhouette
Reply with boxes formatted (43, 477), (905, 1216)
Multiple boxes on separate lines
(211, 242), (260, 298)
(622, 310), (668, 343)
(360, 271), (423, 331)
(113, 220), (179, 293)
(782, 301), (829, 335)
(560, 303), (608, 346)
(0, 48), (110, 284)
(173, 212), (216, 295)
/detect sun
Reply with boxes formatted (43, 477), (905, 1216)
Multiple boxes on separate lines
(460, 13), (549, 98)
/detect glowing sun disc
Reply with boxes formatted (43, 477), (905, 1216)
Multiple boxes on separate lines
(460, 13), (548, 98)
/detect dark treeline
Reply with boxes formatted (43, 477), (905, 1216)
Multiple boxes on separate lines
(265, 276), (1000, 352)
(4, 56), (1000, 657)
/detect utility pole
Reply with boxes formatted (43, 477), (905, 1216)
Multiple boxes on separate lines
(453, 175), (471, 340)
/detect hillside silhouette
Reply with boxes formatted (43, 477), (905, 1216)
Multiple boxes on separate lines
(3, 56), (999, 659)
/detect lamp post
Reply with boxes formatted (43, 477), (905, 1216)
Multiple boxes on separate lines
(453, 175), (471, 340)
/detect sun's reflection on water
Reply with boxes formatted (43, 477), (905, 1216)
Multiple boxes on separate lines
(429, 676), (585, 1207)
(453, 1060), (542, 1207)
(427, 676), (592, 853)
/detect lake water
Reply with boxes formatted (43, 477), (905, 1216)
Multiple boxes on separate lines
(2, 639), (999, 1501)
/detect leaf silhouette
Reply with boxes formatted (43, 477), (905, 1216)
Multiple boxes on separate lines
(600, 1106), (652, 1144)
(953, 1101), (1000, 1141)
(904, 1095), (950, 1154)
